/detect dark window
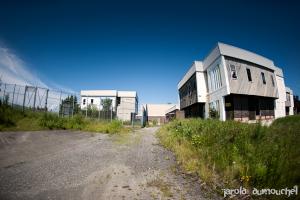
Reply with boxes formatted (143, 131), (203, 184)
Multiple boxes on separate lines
(83, 99), (86, 105)
(246, 68), (252, 81)
(261, 72), (266, 84)
(286, 92), (290, 102)
(271, 75), (275, 86)
(91, 99), (94, 104)
(230, 64), (237, 79)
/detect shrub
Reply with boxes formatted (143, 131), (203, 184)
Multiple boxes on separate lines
(65, 114), (86, 130)
(0, 104), (128, 134)
(39, 113), (66, 130)
(209, 107), (219, 119)
(157, 117), (300, 190)
(0, 104), (17, 128)
(107, 120), (123, 133)
(0, 104), (27, 130)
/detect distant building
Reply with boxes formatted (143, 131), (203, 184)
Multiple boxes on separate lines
(178, 42), (294, 122)
(293, 95), (300, 114)
(80, 90), (138, 121)
(165, 104), (184, 122)
(285, 87), (294, 116)
(144, 104), (176, 125)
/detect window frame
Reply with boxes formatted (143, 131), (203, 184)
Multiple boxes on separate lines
(286, 92), (290, 102)
(270, 75), (275, 86)
(209, 64), (222, 92)
(246, 68), (252, 82)
(261, 72), (266, 84)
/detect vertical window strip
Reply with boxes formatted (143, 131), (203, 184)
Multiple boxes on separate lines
(209, 71), (213, 91)
(212, 70), (215, 91)
(213, 70), (216, 90)
(261, 72), (266, 84)
(209, 65), (223, 92)
(246, 68), (252, 82)
(216, 67), (219, 88)
(271, 75), (275, 86)
(215, 67), (219, 89)
(217, 66), (222, 88)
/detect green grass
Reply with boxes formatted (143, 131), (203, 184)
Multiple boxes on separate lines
(0, 105), (44, 131)
(0, 104), (130, 134)
(157, 117), (300, 191)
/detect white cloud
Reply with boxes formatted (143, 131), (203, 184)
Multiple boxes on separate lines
(0, 46), (79, 112)
(0, 46), (76, 94)
(0, 47), (48, 88)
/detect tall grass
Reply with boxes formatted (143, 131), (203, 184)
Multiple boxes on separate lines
(157, 117), (300, 190)
(0, 104), (129, 134)
(0, 103), (44, 131)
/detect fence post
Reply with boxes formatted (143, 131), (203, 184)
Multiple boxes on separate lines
(110, 105), (113, 122)
(131, 113), (134, 128)
(72, 94), (75, 117)
(85, 97), (88, 118)
(11, 84), (16, 107)
(3, 83), (6, 102)
(22, 86), (27, 112)
(59, 91), (62, 117)
(98, 100), (101, 120)
(33, 87), (37, 110)
(45, 89), (49, 112)
(15, 86), (20, 108)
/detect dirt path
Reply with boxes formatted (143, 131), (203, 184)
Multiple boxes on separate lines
(0, 128), (218, 200)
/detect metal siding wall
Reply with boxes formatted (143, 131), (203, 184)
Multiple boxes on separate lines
(225, 57), (278, 98)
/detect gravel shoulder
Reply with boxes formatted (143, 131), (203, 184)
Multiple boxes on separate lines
(0, 128), (219, 200)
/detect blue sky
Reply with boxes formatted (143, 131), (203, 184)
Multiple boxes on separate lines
(0, 0), (300, 104)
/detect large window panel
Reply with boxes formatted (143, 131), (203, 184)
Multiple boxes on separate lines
(209, 65), (222, 92)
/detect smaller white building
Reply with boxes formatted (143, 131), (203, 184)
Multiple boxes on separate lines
(80, 90), (138, 121)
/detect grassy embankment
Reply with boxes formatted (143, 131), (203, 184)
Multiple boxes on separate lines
(157, 117), (300, 191)
(0, 104), (129, 134)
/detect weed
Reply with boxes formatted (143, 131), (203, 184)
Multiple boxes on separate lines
(157, 117), (300, 190)
(0, 104), (129, 134)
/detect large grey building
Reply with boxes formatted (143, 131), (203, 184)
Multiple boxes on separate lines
(178, 43), (294, 122)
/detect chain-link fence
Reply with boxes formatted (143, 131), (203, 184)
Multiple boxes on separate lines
(0, 82), (142, 126)
(0, 82), (80, 117)
(80, 95), (142, 125)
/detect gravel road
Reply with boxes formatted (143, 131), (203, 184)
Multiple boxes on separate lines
(0, 127), (219, 200)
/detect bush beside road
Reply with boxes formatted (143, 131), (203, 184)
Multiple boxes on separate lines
(157, 116), (300, 194)
(0, 103), (129, 134)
